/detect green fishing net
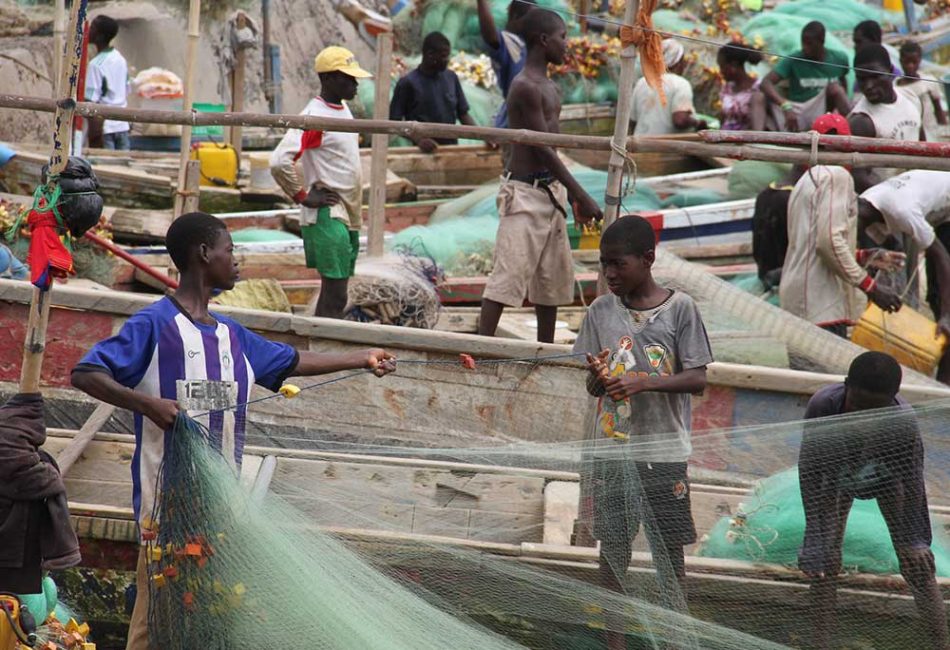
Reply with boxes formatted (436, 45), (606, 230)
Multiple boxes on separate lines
(700, 467), (950, 576)
(727, 161), (793, 200)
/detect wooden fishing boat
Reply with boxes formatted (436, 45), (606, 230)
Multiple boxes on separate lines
(43, 428), (950, 650)
(2, 278), (948, 452)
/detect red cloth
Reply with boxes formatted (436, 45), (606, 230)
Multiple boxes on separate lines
(26, 207), (73, 290)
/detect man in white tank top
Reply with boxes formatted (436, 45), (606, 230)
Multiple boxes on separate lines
(849, 44), (923, 192)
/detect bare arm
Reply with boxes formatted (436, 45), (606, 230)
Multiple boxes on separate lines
(602, 367), (707, 400)
(477, 0), (500, 50)
(759, 71), (787, 107)
(925, 240), (950, 336)
(292, 348), (396, 377)
(72, 370), (179, 430)
(460, 112), (477, 127)
(672, 111), (705, 131)
(933, 93), (948, 125)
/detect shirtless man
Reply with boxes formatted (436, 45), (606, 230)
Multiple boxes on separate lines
(478, 8), (602, 342)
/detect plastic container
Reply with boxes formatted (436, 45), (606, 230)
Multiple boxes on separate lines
(851, 303), (948, 374)
(0, 595), (23, 650)
(191, 102), (226, 138)
(248, 152), (277, 190)
(190, 142), (238, 187)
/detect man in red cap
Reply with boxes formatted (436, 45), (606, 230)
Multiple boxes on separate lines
(779, 115), (903, 337)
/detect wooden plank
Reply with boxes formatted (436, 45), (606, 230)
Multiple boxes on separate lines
(56, 402), (116, 475)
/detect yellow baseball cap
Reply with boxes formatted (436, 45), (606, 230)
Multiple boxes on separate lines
(314, 46), (372, 78)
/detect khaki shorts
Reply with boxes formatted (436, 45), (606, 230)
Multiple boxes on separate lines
(483, 179), (575, 307)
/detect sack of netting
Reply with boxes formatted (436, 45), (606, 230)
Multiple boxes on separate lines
(343, 254), (444, 328)
(40, 156), (103, 237)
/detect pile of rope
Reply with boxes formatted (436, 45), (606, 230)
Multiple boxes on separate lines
(345, 254), (444, 329)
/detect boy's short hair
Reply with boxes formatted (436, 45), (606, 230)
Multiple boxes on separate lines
(802, 21), (825, 42)
(523, 8), (564, 47)
(166, 212), (228, 272)
(854, 20), (883, 44)
(91, 15), (119, 43)
(600, 215), (657, 257)
(900, 41), (922, 58)
(846, 351), (902, 398)
(422, 31), (451, 54)
(854, 44), (892, 72)
(508, 0), (536, 21)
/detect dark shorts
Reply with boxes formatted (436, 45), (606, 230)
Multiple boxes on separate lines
(926, 222), (950, 318)
(592, 459), (697, 551)
(301, 206), (359, 279)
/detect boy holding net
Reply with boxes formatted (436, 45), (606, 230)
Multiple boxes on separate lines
(70, 212), (396, 650)
(573, 215), (713, 648)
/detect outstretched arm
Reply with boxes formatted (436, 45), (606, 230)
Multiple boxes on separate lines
(292, 348), (396, 378)
(477, 0), (500, 50)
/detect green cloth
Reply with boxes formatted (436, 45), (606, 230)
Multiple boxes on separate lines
(773, 49), (850, 102)
(301, 207), (359, 279)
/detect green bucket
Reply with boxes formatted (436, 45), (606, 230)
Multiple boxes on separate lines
(192, 102), (226, 138)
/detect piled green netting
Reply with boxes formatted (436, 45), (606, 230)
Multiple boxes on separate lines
(388, 170), (665, 271)
(727, 160), (792, 201)
(769, 0), (899, 32)
(700, 467), (950, 576)
(394, 0), (575, 56)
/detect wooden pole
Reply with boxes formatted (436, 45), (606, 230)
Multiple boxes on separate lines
(602, 0), (639, 231)
(52, 0), (65, 88)
(228, 12), (248, 156)
(701, 129), (950, 157)
(56, 403), (116, 475)
(10, 94), (950, 170)
(182, 158), (201, 213)
(19, 0), (89, 394)
(173, 0), (201, 218)
(367, 31), (393, 258)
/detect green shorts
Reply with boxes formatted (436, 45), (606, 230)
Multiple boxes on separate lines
(300, 207), (359, 279)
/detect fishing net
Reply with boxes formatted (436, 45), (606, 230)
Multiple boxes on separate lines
(135, 351), (950, 650)
(344, 254), (444, 328)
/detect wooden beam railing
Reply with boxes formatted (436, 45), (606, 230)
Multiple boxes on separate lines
(4, 94), (950, 171)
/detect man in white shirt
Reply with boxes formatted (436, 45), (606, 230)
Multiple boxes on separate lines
(859, 171), (950, 383)
(629, 39), (706, 136)
(270, 47), (370, 319)
(85, 15), (131, 150)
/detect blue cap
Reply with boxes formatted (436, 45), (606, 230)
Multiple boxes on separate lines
(0, 144), (15, 166)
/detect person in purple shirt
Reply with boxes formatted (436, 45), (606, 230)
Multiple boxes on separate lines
(477, 0), (536, 129)
(799, 351), (947, 650)
(71, 212), (396, 650)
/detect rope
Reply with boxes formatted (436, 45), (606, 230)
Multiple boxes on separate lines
(809, 130), (819, 168)
(188, 352), (590, 419)
(512, 0), (949, 90)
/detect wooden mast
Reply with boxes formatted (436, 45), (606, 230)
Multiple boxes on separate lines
(19, 0), (89, 393)
(173, 0), (202, 217)
(367, 30), (393, 258)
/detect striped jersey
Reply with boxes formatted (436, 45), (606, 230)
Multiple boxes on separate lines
(74, 296), (298, 529)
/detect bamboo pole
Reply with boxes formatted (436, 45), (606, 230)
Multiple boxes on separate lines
(9, 94), (950, 170)
(368, 31), (393, 258)
(602, 0), (638, 230)
(52, 0), (65, 88)
(173, 0), (202, 218)
(56, 402), (116, 475)
(702, 129), (950, 157)
(228, 12), (249, 156)
(20, 0), (89, 394)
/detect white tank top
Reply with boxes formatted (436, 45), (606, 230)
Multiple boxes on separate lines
(850, 88), (922, 141)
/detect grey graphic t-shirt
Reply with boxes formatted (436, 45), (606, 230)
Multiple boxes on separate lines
(573, 290), (713, 462)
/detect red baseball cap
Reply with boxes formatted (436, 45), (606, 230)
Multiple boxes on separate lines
(811, 113), (851, 136)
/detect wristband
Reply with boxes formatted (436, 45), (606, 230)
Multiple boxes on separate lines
(859, 275), (876, 293)
(781, 101), (793, 112)
(293, 189), (308, 204)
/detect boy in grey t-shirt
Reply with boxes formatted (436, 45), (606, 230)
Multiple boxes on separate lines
(573, 216), (712, 634)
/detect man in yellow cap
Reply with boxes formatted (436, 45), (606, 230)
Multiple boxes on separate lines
(271, 46), (371, 318)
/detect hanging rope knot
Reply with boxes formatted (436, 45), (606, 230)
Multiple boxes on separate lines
(618, 0), (667, 105)
(808, 130), (820, 168)
(24, 183), (73, 290)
